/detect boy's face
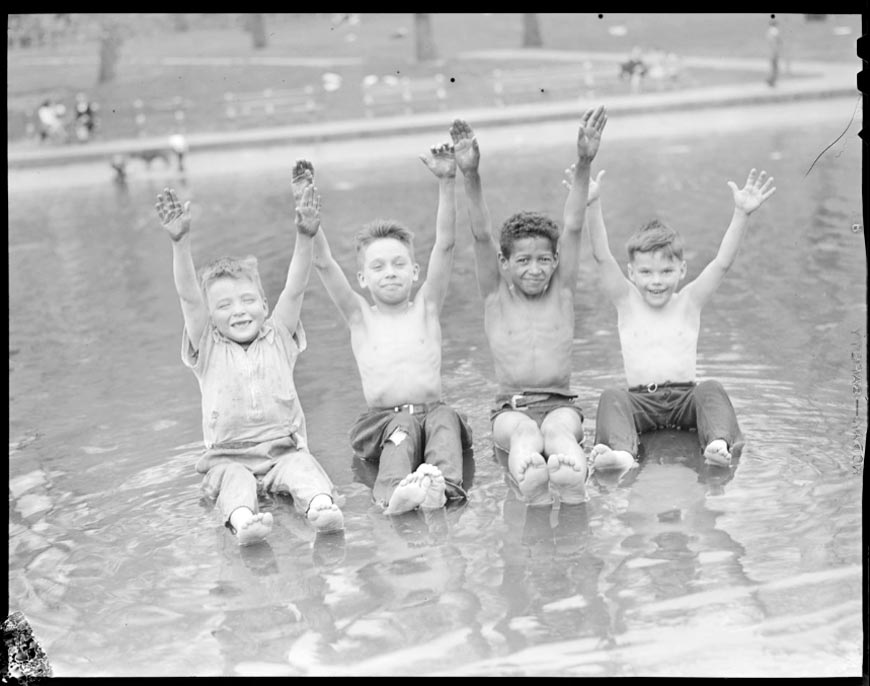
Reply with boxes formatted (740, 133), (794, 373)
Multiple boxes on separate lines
(206, 276), (267, 344)
(627, 249), (687, 307)
(499, 236), (558, 296)
(357, 238), (419, 306)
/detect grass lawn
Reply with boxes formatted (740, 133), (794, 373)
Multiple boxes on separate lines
(7, 13), (860, 143)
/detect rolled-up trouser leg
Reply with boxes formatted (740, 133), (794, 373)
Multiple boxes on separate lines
(422, 404), (467, 499)
(202, 461), (259, 526)
(594, 387), (641, 457)
(690, 380), (742, 450)
(372, 413), (422, 507)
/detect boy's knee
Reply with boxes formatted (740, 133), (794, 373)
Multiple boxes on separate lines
(696, 379), (727, 395)
(598, 387), (630, 407)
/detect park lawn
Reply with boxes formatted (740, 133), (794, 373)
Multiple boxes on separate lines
(7, 12), (860, 143)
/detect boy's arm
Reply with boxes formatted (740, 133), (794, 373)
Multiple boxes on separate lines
(417, 141), (457, 313)
(684, 168), (776, 307)
(290, 159), (365, 322)
(272, 184), (320, 333)
(450, 119), (500, 298)
(558, 105), (606, 289)
(155, 188), (209, 346)
(580, 170), (632, 302)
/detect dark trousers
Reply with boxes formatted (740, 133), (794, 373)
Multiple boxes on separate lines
(594, 380), (742, 457)
(349, 403), (472, 507)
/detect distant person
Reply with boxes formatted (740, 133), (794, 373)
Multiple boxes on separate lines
(36, 99), (67, 144)
(619, 46), (647, 93)
(293, 151), (473, 516)
(450, 106), (606, 507)
(73, 92), (98, 143)
(153, 184), (344, 546)
(582, 166), (776, 473)
(765, 18), (782, 87)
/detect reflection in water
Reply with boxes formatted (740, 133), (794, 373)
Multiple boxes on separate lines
(7, 113), (863, 677)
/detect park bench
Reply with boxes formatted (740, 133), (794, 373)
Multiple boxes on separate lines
(361, 73), (448, 118)
(491, 63), (619, 107)
(222, 86), (323, 123)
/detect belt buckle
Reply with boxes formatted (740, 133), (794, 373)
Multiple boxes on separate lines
(646, 383), (658, 393)
(510, 394), (524, 410)
(408, 404), (416, 415)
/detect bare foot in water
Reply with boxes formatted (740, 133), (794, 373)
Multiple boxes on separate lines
(230, 508), (273, 546)
(589, 443), (636, 471)
(384, 468), (430, 515)
(418, 464), (447, 510)
(307, 493), (345, 533)
(516, 453), (552, 505)
(703, 439), (732, 467)
(547, 453), (588, 504)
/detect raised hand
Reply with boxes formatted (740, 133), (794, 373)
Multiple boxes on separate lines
(291, 158), (315, 203)
(561, 163), (606, 204)
(576, 104), (607, 163)
(155, 187), (191, 242)
(295, 184), (322, 237)
(449, 119), (479, 175)
(419, 141), (456, 178)
(727, 168), (776, 214)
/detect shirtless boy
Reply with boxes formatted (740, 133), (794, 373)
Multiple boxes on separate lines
(155, 183), (343, 546)
(291, 149), (472, 516)
(584, 167), (776, 471)
(451, 105), (607, 506)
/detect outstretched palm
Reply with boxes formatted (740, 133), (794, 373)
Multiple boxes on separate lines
(295, 184), (321, 237)
(449, 119), (479, 175)
(728, 168), (776, 214)
(291, 158), (315, 203)
(576, 104), (607, 163)
(419, 141), (456, 178)
(155, 187), (190, 241)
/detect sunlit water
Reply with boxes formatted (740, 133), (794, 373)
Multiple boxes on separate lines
(8, 97), (864, 677)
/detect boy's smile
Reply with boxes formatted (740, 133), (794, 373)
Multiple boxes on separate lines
(357, 238), (420, 306)
(627, 249), (687, 307)
(500, 236), (558, 297)
(207, 276), (267, 343)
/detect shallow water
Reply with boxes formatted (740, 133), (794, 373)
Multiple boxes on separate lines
(8, 97), (865, 677)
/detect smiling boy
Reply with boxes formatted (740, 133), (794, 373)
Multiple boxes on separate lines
(155, 184), (343, 546)
(292, 148), (472, 516)
(451, 106), (606, 506)
(585, 167), (776, 471)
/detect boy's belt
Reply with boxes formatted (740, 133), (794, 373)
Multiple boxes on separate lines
(629, 381), (696, 394)
(498, 391), (576, 410)
(386, 401), (441, 415)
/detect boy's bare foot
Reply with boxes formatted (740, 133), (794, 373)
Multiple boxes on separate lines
(230, 508), (273, 546)
(516, 453), (552, 505)
(703, 439), (732, 467)
(291, 159), (315, 201)
(417, 464), (447, 509)
(589, 443), (636, 471)
(547, 453), (588, 504)
(307, 493), (345, 533)
(384, 468), (430, 515)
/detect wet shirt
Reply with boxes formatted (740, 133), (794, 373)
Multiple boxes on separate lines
(182, 317), (308, 449)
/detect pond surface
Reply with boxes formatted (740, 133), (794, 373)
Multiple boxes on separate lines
(8, 97), (865, 677)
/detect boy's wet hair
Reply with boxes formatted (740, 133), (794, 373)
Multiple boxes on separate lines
(199, 255), (267, 304)
(355, 219), (415, 267)
(626, 219), (684, 261)
(499, 211), (559, 258)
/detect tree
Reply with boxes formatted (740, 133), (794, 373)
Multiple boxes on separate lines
(248, 13), (267, 49)
(414, 13), (438, 62)
(522, 13), (542, 47)
(97, 19), (122, 84)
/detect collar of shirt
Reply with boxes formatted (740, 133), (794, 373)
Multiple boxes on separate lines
(210, 319), (275, 345)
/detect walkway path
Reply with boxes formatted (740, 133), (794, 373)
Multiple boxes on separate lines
(7, 52), (857, 171)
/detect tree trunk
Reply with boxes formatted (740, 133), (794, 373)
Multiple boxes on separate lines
(97, 22), (122, 84)
(249, 13), (267, 49)
(414, 13), (438, 62)
(522, 13), (542, 47)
